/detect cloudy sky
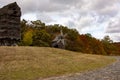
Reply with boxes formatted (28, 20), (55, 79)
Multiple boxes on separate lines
(0, 0), (120, 42)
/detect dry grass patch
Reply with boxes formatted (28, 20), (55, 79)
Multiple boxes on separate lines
(0, 46), (116, 80)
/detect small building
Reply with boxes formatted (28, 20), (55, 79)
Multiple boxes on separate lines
(0, 2), (21, 46)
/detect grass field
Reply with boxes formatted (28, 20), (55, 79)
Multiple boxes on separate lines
(0, 46), (116, 80)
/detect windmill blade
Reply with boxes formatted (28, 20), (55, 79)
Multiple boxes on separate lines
(63, 33), (67, 37)
(60, 29), (63, 36)
(52, 35), (60, 42)
(57, 39), (61, 43)
(52, 36), (58, 42)
(61, 39), (65, 45)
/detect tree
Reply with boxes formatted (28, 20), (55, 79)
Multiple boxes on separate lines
(102, 35), (114, 55)
(21, 19), (27, 39)
(22, 29), (33, 46)
(85, 33), (92, 38)
(102, 35), (113, 43)
(19, 19), (119, 55)
(67, 29), (79, 41)
(31, 20), (46, 30)
(32, 30), (51, 47)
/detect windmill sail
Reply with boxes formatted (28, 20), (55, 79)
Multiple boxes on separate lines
(52, 29), (67, 49)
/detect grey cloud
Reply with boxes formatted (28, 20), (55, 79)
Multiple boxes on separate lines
(20, 0), (68, 14)
(0, 0), (69, 14)
(96, 5), (118, 17)
(92, 0), (117, 10)
(80, 0), (119, 17)
(112, 35), (120, 42)
(50, 0), (82, 5)
(1, 0), (119, 17)
(106, 19), (120, 33)
(107, 28), (120, 33)
(36, 13), (55, 23)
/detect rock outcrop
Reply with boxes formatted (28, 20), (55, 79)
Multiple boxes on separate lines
(0, 2), (21, 46)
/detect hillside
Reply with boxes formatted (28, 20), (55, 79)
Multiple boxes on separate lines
(20, 20), (120, 55)
(0, 47), (115, 80)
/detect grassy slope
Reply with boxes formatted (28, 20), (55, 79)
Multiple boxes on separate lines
(0, 47), (116, 80)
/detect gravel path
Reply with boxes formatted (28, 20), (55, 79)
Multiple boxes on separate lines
(43, 56), (120, 80)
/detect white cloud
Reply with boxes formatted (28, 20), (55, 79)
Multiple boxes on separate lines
(21, 13), (37, 21)
(78, 15), (95, 27)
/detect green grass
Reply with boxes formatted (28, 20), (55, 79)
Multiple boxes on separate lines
(0, 46), (116, 80)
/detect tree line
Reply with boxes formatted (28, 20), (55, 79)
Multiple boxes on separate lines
(19, 19), (120, 55)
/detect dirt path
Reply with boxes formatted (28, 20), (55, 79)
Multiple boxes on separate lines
(43, 56), (120, 80)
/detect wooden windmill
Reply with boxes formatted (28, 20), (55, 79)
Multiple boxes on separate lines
(52, 29), (67, 49)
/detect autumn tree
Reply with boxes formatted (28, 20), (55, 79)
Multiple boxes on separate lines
(102, 35), (113, 43)
(22, 29), (33, 46)
(19, 19), (119, 55)
(102, 35), (115, 55)
(32, 30), (51, 47)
